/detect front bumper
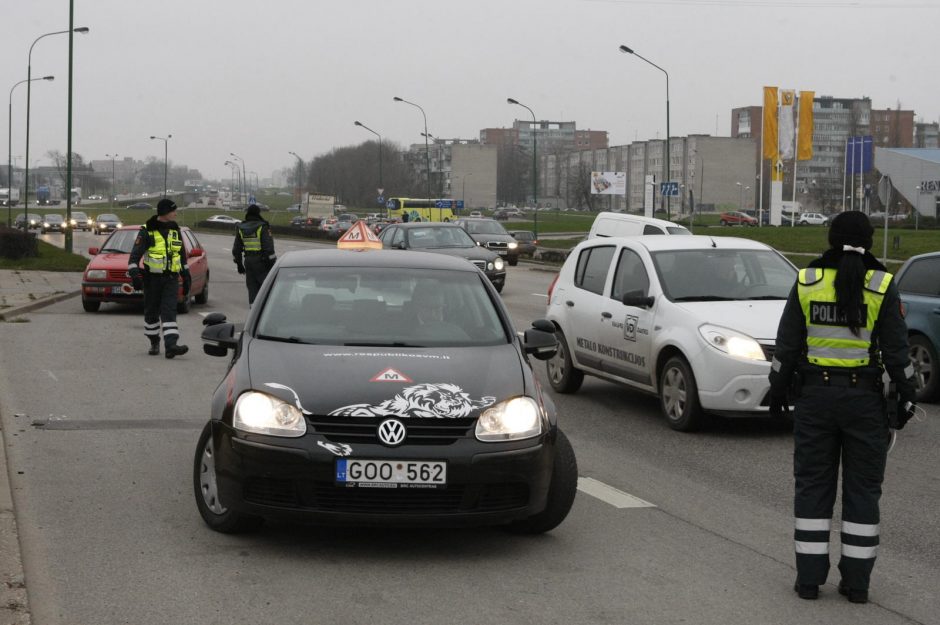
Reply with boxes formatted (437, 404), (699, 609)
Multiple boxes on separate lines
(211, 421), (554, 526)
(81, 281), (143, 303)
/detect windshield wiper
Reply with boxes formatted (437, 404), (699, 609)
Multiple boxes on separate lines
(672, 295), (736, 302)
(343, 341), (421, 347)
(257, 334), (318, 344)
(744, 295), (787, 300)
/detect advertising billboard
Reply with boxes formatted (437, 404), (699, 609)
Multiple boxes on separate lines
(590, 171), (626, 195)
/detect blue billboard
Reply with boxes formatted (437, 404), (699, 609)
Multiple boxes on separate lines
(846, 136), (873, 174)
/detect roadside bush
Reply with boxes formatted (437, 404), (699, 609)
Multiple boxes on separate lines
(0, 227), (39, 260)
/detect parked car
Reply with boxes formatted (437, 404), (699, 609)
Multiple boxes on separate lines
(80, 225), (209, 313)
(797, 212), (829, 226)
(128, 202), (152, 210)
(194, 249), (575, 534)
(508, 230), (538, 257)
(93, 213), (122, 234)
(69, 211), (92, 231)
(744, 210), (771, 226)
(290, 215), (320, 230)
(453, 217), (521, 266)
(718, 211), (757, 227)
(14, 213), (41, 230)
(378, 222), (507, 292)
(205, 214), (241, 225)
(545, 235), (797, 431)
(41, 214), (66, 233)
(895, 251), (940, 402)
(469, 211), (483, 218)
(335, 213), (358, 234)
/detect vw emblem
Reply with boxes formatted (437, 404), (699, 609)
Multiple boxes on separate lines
(377, 419), (407, 447)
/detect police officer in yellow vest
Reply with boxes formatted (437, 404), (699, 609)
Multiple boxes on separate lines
(233, 204), (276, 304)
(128, 199), (191, 358)
(769, 211), (917, 604)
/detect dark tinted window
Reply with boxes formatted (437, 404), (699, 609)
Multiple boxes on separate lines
(898, 257), (940, 296)
(574, 245), (615, 295)
(642, 225), (665, 235)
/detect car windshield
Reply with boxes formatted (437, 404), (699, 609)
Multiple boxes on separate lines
(652, 248), (796, 302)
(256, 266), (509, 348)
(407, 226), (475, 249)
(45, 215), (63, 222)
(73, 212), (88, 219)
(99, 230), (138, 253)
(463, 220), (508, 235)
(98, 214), (118, 221)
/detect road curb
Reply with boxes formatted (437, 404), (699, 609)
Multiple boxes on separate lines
(0, 290), (80, 322)
(0, 416), (30, 625)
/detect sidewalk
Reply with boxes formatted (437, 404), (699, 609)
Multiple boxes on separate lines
(1, 269), (81, 624)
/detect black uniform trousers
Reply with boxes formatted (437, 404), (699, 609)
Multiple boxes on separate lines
(793, 384), (889, 591)
(142, 271), (181, 348)
(243, 255), (270, 305)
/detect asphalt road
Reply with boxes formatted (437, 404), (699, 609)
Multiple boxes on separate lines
(1, 230), (937, 624)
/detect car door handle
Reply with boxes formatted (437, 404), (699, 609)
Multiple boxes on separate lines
(566, 300), (574, 307)
(601, 312), (612, 319)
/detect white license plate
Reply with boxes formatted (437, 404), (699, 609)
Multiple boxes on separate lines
(497, 250), (508, 256)
(112, 285), (141, 295)
(336, 459), (446, 488)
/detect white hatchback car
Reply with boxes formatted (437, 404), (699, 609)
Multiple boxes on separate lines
(545, 235), (797, 431)
(798, 212), (829, 226)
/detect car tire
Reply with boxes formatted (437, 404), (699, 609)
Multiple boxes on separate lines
(81, 298), (100, 312)
(910, 334), (939, 402)
(659, 355), (704, 432)
(720, 220), (729, 227)
(194, 273), (209, 305)
(193, 422), (263, 534)
(505, 430), (578, 534)
(508, 258), (518, 267)
(493, 282), (504, 293)
(546, 328), (584, 394)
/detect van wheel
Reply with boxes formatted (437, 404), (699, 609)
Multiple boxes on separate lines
(910, 334), (939, 402)
(547, 328), (583, 393)
(660, 356), (704, 431)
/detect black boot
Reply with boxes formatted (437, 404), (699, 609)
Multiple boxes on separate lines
(794, 582), (819, 600)
(148, 341), (160, 356)
(165, 344), (189, 359)
(838, 582), (868, 604)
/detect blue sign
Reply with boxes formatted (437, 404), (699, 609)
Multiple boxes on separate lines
(434, 200), (455, 208)
(377, 196), (384, 205)
(660, 181), (680, 197)
(456, 200), (464, 209)
(846, 136), (873, 174)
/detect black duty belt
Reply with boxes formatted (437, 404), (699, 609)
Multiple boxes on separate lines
(243, 251), (264, 256)
(801, 369), (882, 389)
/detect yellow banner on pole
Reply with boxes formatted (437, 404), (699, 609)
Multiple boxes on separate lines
(797, 91), (815, 161)
(762, 87), (778, 160)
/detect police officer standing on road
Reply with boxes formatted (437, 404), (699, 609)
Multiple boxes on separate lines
(233, 203), (276, 305)
(769, 211), (917, 604)
(128, 198), (191, 358)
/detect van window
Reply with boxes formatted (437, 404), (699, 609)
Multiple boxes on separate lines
(574, 246), (615, 295)
(642, 225), (665, 235)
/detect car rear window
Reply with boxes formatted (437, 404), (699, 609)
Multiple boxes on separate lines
(898, 257), (940, 296)
(574, 245), (615, 295)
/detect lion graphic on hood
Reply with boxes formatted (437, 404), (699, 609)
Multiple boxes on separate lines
(329, 382), (496, 419)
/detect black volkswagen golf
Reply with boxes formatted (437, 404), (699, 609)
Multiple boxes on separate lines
(195, 249), (576, 534)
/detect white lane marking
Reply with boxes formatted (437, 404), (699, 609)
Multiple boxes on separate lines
(44, 370), (59, 382)
(577, 477), (656, 509)
(532, 293), (548, 298)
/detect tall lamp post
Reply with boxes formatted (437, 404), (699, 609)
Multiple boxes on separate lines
(353, 121), (383, 195)
(150, 134), (171, 197)
(224, 160), (240, 204)
(249, 171), (258, 198)
(619, 44), (670, 219)
(230, 152), (246, 205)
(105, 153), (118, 208)
(736, 181), (750, 211)
(9, 75), (53, 227)
(421, 132), (446, 197)
(288, 151), (304, 206)
(25, 26), (88, 214)
(393, 96), (434, 219)
(508, 98), (538, 238)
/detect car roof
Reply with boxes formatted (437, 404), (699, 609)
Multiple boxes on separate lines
(116, 224), (192, 232)
(578, 234), (773, 253)
(279, 249), (479, 272)
(393, 222), (464, 229)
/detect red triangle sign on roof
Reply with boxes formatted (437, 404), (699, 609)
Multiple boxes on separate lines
(337, 220), (382, 250)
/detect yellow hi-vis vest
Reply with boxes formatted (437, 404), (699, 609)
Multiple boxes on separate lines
(143, 228), (183, 273)
(238, 224), (263, 252)
(797, 267), (891, 368)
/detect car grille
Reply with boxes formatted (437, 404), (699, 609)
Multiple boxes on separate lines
(485, 241), (509, 250)
(307, 416), (475, 446)
(243, 479), (530, 513)
(107, 269), (129, 281)
(470, 260), (487, 271)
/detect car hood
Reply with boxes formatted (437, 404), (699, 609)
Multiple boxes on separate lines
(244, 341), (524, 418)
(410, 246), (498, 262)
(85, 251), (132, 271)
(671, 300), (786, 341)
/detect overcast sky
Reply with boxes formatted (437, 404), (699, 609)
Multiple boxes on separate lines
(4, 0), (938, 185)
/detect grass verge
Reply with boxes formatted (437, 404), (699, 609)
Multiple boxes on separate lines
(0, 239), (88, 271)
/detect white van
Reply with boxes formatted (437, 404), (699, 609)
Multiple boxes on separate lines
(587, 212), (691, 239)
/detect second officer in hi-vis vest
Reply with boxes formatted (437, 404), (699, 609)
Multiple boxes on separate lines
(232, 204), (276, 305)
(769, 211), (917, 604)
(128, 199), (191, 358)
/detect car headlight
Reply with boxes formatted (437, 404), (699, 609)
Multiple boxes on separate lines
(85, 269), (107, 280)
(70, 219), (77, 226)
(508, 241), (518, 249)
(494, 258), (505, 271)
(476, 396), (542, 441)
(698, 324), (766, 361)
(115, 222), (122, 228)
(233, 391), (306, 437)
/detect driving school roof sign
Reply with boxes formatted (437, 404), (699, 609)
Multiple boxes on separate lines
(337, 220), (383, 250)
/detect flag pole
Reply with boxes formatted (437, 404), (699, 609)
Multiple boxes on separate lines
(841, 137), (848, 212)
(849, 137), (855, 212)
(758, 101), (765, 227)
(790, 94), (800, 227)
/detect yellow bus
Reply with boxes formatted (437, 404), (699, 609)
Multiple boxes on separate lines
(385, 198), (462, 223)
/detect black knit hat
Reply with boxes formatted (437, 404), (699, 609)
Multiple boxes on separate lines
(157, 199), (177, 216)
(245, 204), (261, 219)
(828, 210), (874, 251)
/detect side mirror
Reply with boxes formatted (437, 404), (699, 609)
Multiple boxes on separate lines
(622, 292), (654, 308)
(188, 248), (204, 258)
(201, 319), (238, 357)
(524, 320), (558, 360)
(202, 312), (228, 327)
(397, 241), (408, 250)
(88, 247), (99, 255)
(530, 318), (555, 333)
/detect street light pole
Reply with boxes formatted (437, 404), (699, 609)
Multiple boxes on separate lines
(106, 153), (117, 208)
(354, 121), (384, 194)
(421, 132), (446, 197)
(150, 134), (171, 197)
(393, 96), (434, 220)
(508, 98), (538, 238)
(8, 76), (53, 227)
(25, 27), (88, 213)
(230, 152), (246, 205)
(620, 44), (670, 219)
(288, 151), (304, 206)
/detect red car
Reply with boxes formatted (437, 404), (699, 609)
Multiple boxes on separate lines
(719, 211), (757, 227)
(80, 225), (209, 313)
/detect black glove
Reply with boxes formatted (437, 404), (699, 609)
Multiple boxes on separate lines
(769, 394), (790, 419)
(181, 268), (192, 296)
(235, 260), (246, 274)
(889, 400), (916, 430)
(128, 267), (144, 291)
